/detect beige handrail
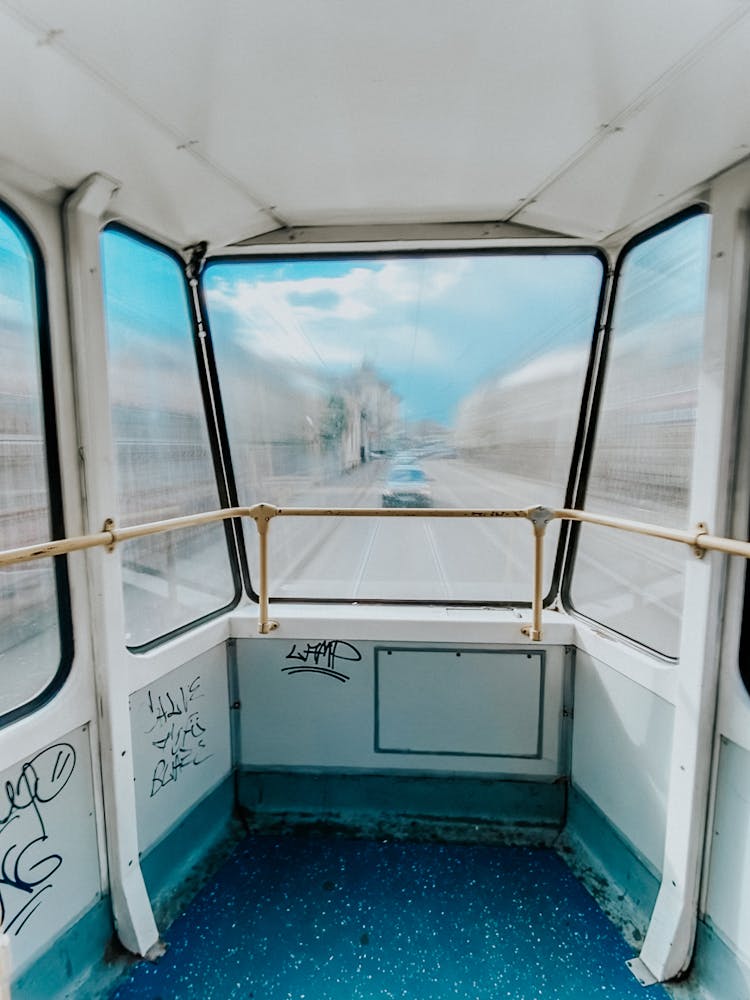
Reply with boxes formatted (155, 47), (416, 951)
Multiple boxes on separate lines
(0, 502), (745, 640)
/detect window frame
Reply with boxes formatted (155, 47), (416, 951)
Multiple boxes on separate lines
(200, 244), (608, 610)
(739, 540), (750, 696)
(561, 204), (711, 659)
(0, 197), (73, 728)
(100, 223), (242, 652)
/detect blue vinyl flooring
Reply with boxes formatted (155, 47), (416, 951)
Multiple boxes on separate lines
(109, 835), (666, 1000)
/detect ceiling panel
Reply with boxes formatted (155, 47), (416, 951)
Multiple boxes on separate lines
(0, 0), (748, 240)
(0, 5), (277, 245)
(515, 13), (750, 238)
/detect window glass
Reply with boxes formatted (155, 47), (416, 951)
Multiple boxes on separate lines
(100, 228), (236, 647)
(204, 252), (603, 602)
(0, 205), (64, 718)
(569, 212), (710, 656)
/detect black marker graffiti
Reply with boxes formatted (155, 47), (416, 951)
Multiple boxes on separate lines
(0, 742), (76, 936)
(147, 675), (213, 797)
(145, 675), (204, 732)
(282, 640), (361, 682)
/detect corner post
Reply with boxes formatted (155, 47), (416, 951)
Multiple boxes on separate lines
(64, 174), (161, 957)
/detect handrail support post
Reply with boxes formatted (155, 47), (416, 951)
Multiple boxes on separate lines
(253, 504), (280, 635)
(521, 506), (554, 642)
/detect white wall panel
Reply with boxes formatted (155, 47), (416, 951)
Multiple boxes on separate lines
(239, 638), (565, 776)
(130, 646), (231, 854)
(705, 739), (750, 963)
(572, 650), (673, 871)
(0, 725), (100, 975)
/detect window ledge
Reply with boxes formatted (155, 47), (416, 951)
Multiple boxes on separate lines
(230, 603), (576, 645)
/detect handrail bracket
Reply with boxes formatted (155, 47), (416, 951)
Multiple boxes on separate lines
(693, 521), (709, 559)
(103, 517), (117, 552)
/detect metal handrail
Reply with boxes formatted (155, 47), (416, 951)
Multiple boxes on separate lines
(0, 502), (744, 640)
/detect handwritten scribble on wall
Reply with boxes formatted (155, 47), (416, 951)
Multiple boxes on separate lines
(0, 743), (76, 936)
(283, 640), (361, 682)
(146, 675), (214, 797)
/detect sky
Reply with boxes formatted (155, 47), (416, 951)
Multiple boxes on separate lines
(0, 210), (36, 336)
(204, 252), (604, 427)
(0, 209), (46, 398)
(96, 213), (710, 430)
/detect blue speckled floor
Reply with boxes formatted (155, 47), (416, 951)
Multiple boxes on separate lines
(110, 836), (665, 999)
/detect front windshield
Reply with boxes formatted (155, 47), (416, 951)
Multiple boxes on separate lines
(203, 251), (604, 602)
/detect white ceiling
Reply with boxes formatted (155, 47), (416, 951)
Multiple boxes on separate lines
(0, 0), (748, 247)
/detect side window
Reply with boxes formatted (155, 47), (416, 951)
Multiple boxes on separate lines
(0, 202), (71, 724)
(568, 210), (711, 657)
(100, 227), (238, 648)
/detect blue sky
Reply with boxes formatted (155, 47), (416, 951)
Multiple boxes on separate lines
(100, 228), (192, 346)
(204, 253), (604, 426)
(97, 213), (710, 430)
(0, 209), (36, 336)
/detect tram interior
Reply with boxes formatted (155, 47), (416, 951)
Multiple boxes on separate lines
(1, 2), (750, 998)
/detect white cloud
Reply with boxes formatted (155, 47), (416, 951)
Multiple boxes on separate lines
(205, 259), (465, 371)
(498, 345), (588, 389)
(375, 259), (467, 302)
